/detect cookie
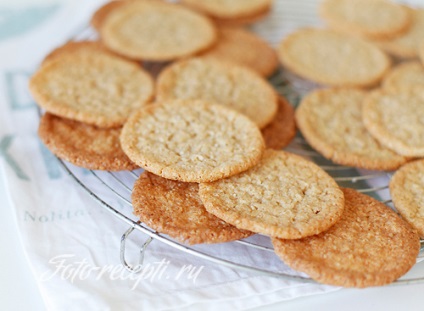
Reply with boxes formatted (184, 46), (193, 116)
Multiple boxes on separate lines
(200, 26), (278, 77)
(90, 0), (127, 32)
(363, 87), (424, 157)
(212, 7), (271, 27)
(277, 28), (391, 87)
(295, 88), (408, 170)
(382, 61), (424, 89)
(132, 172), (252, 245)
(272, 188), (420, 288)
(320, 0), (411, 39)
(29, 46), (154, 128)
(99, 0), (217, 61)
(390, 159), (424, 238)
(261, 96), (296, 150)
(38, 113), (137, 171)
(120, 99), (265, 183)
(156, 58), (278, 128)
(199, 149), (344, 239)
(181, 0), (272, 20)
(375, 9), (424, 59)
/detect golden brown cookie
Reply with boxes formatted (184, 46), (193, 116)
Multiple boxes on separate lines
(296, 88), (408, 170)
(375, 9), (424, 59)
(320, 0), (411, 39)
(90, 0), (127, 32)
(363, 87), (424, 157)
(99, 0), (217, 61)
(29, 47), (154, 128)
(261, 96), (296, 150)
(277, 28), (391, 87)
(132, 172), (252, 245)
(120, 99), (265, 183)
(181, 0), (272, 19)
(390, 159), (424, 238)
(199, 149), (344, 239)
(156, 58), (278, 129)
(382, 61), (424, 89)
(200, 26), (278, 77)
(212, 7), (270, 27)
(38, 113), (137, 171)
(272, 188), (420, 288)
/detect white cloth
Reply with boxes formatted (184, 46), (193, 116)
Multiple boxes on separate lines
(0, 0), (420, 310)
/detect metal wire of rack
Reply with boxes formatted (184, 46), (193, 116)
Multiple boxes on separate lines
(40, 0), (424, 286)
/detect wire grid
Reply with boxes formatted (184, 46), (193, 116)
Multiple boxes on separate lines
(47, 0), (424, 285)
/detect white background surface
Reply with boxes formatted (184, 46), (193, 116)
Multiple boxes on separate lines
(2, 0), (424, 309)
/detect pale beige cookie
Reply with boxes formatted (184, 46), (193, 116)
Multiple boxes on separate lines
(277, 28), (391, 87)
(199, 149), (344, 239)
(120, 100), (265, 183)
(363, 87), (424, 157)
(272, 188), (420, 288)
(261, 96), (296, 150)
(132, 172), (252, 245)
(181, 0), (272, 19)
(200, 26), (278, 77)
(320, 0), (411, 39)
(156, 58), (278, 128)
(382, 61), (424, 89)
(29, 48), (154, 128)
(296, 88), (408, 170)
(390, 159), (424, 238)
(99, 0), (217, 61)
(38, 113), (137, 171)
(375, 9), (424, 59)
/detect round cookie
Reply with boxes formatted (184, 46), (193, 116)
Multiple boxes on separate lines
(277, 28), (391, 87)
(180, 0), (272, 19)
(132, 172), (252, 245)
(295, 88), (408, 170)
(199, 149), (345, 239)
(120, 99), (265, 183)
(320, 0), (411, 39)
(375, 9), (424, 59)
(212, 7), (270, 27)
(272, 188), (420, 288)
(38, 113), (137, 171)
(390, 159), (424, 238)
(382, 61), (424, 89)
(261, 96), (296, 150)
(200, 26), (278, 77)
(156, 58), (278, 129)
(90, 0), (127, 32)
(363, 87), (424, 157)
(99, 0), (217, 61)
(29, 48), (154, 128)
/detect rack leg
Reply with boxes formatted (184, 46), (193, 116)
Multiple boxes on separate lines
(120, 225), (153, 273)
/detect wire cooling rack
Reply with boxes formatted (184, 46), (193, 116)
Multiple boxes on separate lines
(45, 0), (424, 286)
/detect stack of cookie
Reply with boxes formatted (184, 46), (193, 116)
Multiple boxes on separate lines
(29, 0), (423, 288)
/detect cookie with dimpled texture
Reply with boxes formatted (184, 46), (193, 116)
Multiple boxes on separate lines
(132, 172), (252, 245)
(38, 113), (137, 171)
(272, 188), (420, 288)
(320, 0), (411, 39)
(99, 0), (217, 61)
(29, 45), (154, 128)
(120, 99), (265, 183)
(295, 88), (408, 170)
(382, 61), (424, 89)
(374, 9), (424, 59)
(277, 28), (391, 87)
(200, 26), (278, 77)
(362, 86), (424, 157)
(199, 149), (345, 239)
(390, 159), (424, 238)
(156, 57), (278, 129)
